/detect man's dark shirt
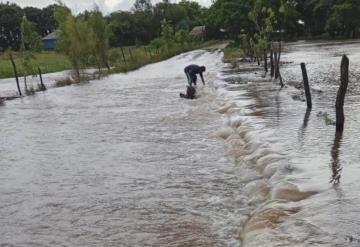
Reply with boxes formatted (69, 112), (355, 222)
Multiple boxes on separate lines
(184, 64), (204, 84)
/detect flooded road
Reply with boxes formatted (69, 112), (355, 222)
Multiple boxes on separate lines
(0, 48), (249, 246)
(1, 41), (360, 246)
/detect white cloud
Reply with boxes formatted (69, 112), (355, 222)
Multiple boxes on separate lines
(3, 0), (212, 14)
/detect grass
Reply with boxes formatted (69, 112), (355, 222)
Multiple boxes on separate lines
(0, 40), (221, 80)
(223, 42), (244, 64)
(109, 40), (221, 74)
(0, 51), (72, 79)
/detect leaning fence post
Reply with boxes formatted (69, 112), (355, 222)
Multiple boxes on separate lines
(120, 47), (127, 64)
(9, 53), (22, 96)
(335, 55), (349, 132)
(38, 67), (46, 91)
(301, 63), (312, 109)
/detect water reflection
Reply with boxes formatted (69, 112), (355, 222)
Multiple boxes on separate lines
(330, 131), (343, 184)
(298, 109), (311, 146)
(275, 90), (281, 126)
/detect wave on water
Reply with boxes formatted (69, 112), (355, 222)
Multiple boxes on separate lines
(207, 64), (325, 246)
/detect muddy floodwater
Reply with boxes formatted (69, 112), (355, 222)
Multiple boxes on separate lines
(1, 41), (360, 246)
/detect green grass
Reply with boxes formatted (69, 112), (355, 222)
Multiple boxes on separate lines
(0, 51), (71, 79)
(0, 40), (221, 80)
(109, 40), (221, 74)
(223, 43), (244, 63)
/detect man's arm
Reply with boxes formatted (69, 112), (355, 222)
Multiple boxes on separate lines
(200, 73), (205, 85)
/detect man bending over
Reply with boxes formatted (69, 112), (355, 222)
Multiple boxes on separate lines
(184, 64), (206, 86)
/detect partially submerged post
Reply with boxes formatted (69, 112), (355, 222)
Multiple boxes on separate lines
(330, 130), (343, 184)
(335, 55), (349, 132)
(38, 67), (46, 91)
(274, 42), (281, 79)
(301, 63), (312, 109)
(270, 45), (274, 77)
(274, 50), (278, 78)
(9, 53), (22, 96)
(264, 49), (268, 73)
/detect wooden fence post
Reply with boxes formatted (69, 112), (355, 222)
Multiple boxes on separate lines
(273, 42), (282, 79)
(335, 55), (349, 132)
(148, 48), (152, 58)
(9, 53), (22, 96)
(144, 46), (148, 57)
(120, 47), (127, 64)
(301, 63), (312, 109)
(128, 48), (133, 60)
(264, 49), (268, 73)
(330, 131), (343, 184)
(38, 67), (46, 91)
(270, 47), (274, 77)
(274, 50), (278, 79)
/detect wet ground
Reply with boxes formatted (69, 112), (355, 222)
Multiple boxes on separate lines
(1, 41), (360, 246)
(217, 40), (360, 246)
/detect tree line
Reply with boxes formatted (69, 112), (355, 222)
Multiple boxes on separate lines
(1, 0), (360, 52)
(0, 0), (207, 51)
(207, 0), (360, 40)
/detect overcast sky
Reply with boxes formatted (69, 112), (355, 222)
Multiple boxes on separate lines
(4, 0), (212, 13)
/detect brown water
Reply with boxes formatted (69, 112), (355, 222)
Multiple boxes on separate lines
(217, 40), (360, 246)
(1, 41), (360, 246)
(0, 49), (250, 247)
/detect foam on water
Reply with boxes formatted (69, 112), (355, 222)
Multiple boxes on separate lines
(211, 40), (360, 246)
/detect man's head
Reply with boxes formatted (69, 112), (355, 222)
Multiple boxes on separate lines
(200, 66), (206, 72)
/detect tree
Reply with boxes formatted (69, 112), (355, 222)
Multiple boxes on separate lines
(133, 0), (153, 12)
(179, 0), (206, 29)
(249, 0), (275, 59)
(0, 3), (23, 50)
(298, 0), (335, 36)
(88, 7), (111, 70)
(108, 11), (136, 46)
(326, 0), (360, 38)
(149, 37), (165, 52)
(205, 0), (254, 39)
(175, 29), (189, 46)
(160, 19), (175, 52)
(41, 5), (57, 35)
(20, 16), (41, 51)
(54, 3), (94, 82)
(154, 1), (188, 30)
(278, 0), (300, 38)
(20, 15), (41, 92)
(133, 9), (158, 44)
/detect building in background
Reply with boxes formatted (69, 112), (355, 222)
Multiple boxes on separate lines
(190, 26), (206, 40)
(42, 32), (57, 50)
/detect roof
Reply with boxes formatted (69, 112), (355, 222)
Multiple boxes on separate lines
(190, 26), (206, 36)
(42, 32), (57, 41)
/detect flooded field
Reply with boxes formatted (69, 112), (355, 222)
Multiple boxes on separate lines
(1, 41), (360, 246)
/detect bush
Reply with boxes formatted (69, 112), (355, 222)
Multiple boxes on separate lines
(55, 77), (74, 87)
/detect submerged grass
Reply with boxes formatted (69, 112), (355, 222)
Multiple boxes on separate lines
(0, 41), (220, 80)
(223, 42), (244, 64)
(0, 51), (72, 79)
